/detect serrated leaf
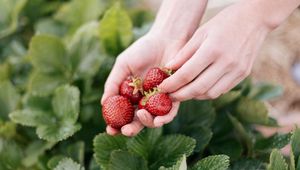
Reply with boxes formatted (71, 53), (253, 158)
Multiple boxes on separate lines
(28, 72), (67, 96)
(52, 85), (80, 123)
(9, 109), (53, 127)
(159, 155), (187, 170)
(0, 81), (20, 120)
(55, 0), (106, 30)
(48, 155), (67, 169)
(127, 128), (162, 160)
(22, 140), (56, 167)
(36, 122), (81, 142)
(213, 91), (241, 109)
(235, 97), (268, 124)
(228, 114), (254, 156)
(267, 149), (288, 170)
(150, 135), (195, 170)
(93, 133), (127, 169)
(109, 150), (148, 170)
(191, 155), (230, 170)
(292, 129), (300, 165)
(99, 2), (133, 56)
(68, 22), (104, 78)
(28, 35), (69, 74)
(209, 138), (243, 161)
(255, 133), (291, 151)
(0, 138), (23, 170)
(231, 159), (266, 170)
(249, 83), (283, 101)
(54, 158), (85, 170)
(0, 0), (27, 39)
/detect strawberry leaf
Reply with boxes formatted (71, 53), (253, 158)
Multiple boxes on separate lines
(235, 97), (268, 124)
(267, 149), (288, 170)
(209, 138), (243, 161)
(109, 150), (148, 170)
(0, 81), (20, 120)
(159, 155), (187, 170)
(93, 133), (128, 169)
(213, 91), (241, 109)
(291, 128), (300, 165)
(149, 134), (195, 170)
(127, 128), (162, 160)
(191, 155), (230, 170)
(28, 35), (70, 74)
(255, 133), (291, 151)
(54, 157), (85, 170)
(99, 2), (133, 56)
(0, 138), (23, 170)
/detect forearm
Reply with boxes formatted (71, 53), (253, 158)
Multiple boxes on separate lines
(149, 0), (208, 41)
(242, 0), (300, 30)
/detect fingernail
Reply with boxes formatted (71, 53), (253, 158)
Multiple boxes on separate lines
(155, 121), (163, 127)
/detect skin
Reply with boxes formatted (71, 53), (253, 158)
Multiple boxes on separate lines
(102, 0), (300, 136)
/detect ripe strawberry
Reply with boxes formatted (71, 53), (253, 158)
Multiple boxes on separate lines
(139, 90), (172, 116)
(102, 95), (134, 129)
(143, 67), (172, 92)
(119, 76), (143, 104)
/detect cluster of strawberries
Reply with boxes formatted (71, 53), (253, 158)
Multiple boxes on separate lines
(102, 67), (173, 129)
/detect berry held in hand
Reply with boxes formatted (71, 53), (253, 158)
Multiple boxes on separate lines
(119, 76), (143, 104)
(143, 67), (171, 92)
(102, 95), (134, 129)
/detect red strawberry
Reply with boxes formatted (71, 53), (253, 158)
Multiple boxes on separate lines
(102, 95), (134, 129)
(138, 97), (147, 110)
(119, 76), (143, 104)
(143, 67), (172, 92)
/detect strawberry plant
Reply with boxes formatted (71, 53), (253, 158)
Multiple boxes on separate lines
(0, 0), (299, 169)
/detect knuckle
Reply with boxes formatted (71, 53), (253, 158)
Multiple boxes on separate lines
(224, 57), (238, 68)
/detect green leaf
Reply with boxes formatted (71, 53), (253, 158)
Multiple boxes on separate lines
(0, 121), (16, 139)
(99, 2), (133, 56)
(36, 122), (81, 142)
(213, 91), (241, 109)
(127, 128), (162, 160)
(292, 128), (300, 165)
(28, 35), (69, 74)
(191, 155), (230, 170)
(93, 133), (128, 169)
(0, 81), (20, 120)
(235, 97), (268, 124)
(48, 155), (67, 169)
(209, 138), (243, 161)
(297, 156), (300, 170)
(68, 22), (104, 78)
(22, 140), (56, 167)
(0, 138), (23, 170)
(150, 135), (196, 170)
(54, 158), (85, 170)
(249, 83), (283, 101)
(290, 152), (295, 170)
(255, 133), (291, 151)
(66, 141), (85, 165)
(109, 150), (148, 170)
(35, 18), (67, 37)
(228, 114), (254, 156)
(159, 155), (187, 170)
(0, 63), (9, 81)
(0, 0), (27, 39)
(52, 85), (80, 123)
(10, 109), (53, 127)
(28, 72), (68, 96)
(22, 94), (52, 111)
(267, 149), (288, 170)
(55, 0), (106, 30)
(231, 159), (266, 170)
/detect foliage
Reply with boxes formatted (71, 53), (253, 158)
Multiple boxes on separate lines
(0, 0), (297, 169)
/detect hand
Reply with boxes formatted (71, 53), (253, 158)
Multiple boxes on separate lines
(159, 3), (272, 101)
(101, 34), (184, 136)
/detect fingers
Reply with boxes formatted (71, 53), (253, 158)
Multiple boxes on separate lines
(153, 102), (180, 127)
(101, 56), (130, 105)
(137, 109), (155, 128)
(160, 42), (216, 93)
(106, 126), (120, 136)
(170, 61), (228, 101)
(121, 118), (144, 137)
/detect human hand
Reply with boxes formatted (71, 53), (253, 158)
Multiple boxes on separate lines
(159, 3), (272, 101)
(101, 34), (184, 136)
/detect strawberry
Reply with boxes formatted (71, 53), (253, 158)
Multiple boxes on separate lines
(119, 76), (143, 104)
(102, 95), (134, 129)
(143, 67), (172, 92)
(139, 89), (172, 116)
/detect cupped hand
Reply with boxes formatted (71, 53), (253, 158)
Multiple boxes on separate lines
(101, 34), (184, 136)
(159, 3), (272, 101)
